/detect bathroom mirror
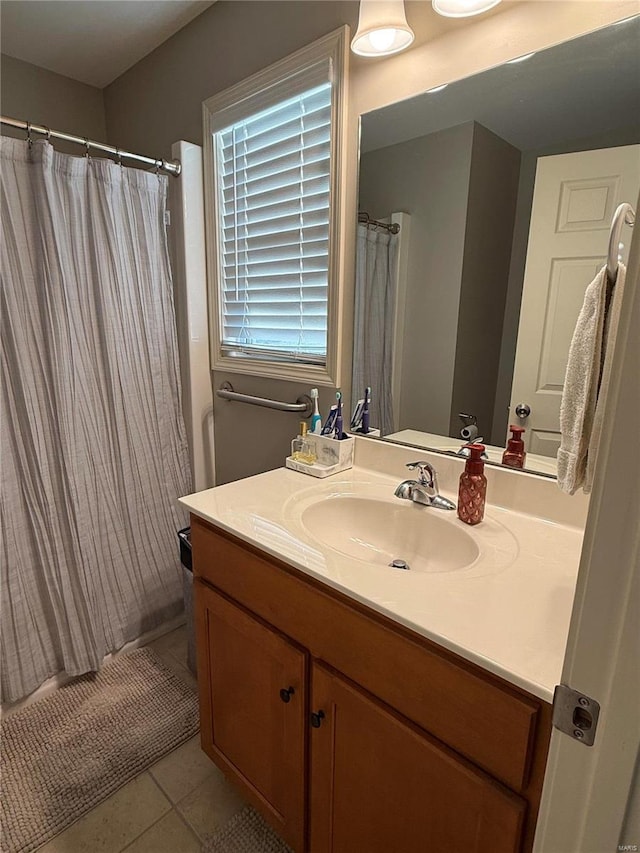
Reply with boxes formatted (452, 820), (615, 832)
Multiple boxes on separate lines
(354, 16), (640, 477)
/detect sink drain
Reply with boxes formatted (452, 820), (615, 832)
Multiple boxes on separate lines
(390, 559), (410, 570)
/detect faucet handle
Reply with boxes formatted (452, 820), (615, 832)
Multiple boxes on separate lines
(406, 461), (435, 486)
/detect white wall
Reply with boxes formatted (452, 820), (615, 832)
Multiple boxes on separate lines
(169, 141), (215, 491)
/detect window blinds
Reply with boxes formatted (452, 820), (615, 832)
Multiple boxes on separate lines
(216, 82), (332, 363)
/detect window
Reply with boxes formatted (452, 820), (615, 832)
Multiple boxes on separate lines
(203, 28), (348, 385)
(218, 83), (331, 363)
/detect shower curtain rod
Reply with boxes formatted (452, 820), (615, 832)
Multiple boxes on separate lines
(358, 212), (400, 234)
(0, 115), (181, 176)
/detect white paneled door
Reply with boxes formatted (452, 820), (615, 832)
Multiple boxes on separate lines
(509, 145), (640, 457)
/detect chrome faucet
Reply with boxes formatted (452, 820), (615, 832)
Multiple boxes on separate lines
(394, 461), (456, 511)
(457, 441), (488, 460)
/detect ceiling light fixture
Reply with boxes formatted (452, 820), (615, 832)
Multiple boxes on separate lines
(432, 0), (501, 18)
(351, 0), (415, 57)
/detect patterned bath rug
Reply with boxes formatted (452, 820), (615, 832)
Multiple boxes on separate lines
(202, 806), (292, 853)
(1, 647), (199, 853)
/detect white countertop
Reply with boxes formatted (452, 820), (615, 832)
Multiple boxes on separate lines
(180, 464), (583, 703)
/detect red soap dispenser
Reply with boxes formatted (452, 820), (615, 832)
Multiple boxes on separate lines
(457, 444), (487, 526)
(502, 425), (527, 469)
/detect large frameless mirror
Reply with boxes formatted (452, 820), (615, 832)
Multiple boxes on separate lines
(353, 16), (640, 477)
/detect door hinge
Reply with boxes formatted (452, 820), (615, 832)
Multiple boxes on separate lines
(552, 684), (600, 747)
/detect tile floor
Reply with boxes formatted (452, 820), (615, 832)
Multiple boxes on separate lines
(36, 626), (247, 853)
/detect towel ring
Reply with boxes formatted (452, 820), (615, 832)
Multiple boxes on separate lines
(607, 202), (636, 282)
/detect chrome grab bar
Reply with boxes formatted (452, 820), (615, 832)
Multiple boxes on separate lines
(216, 381), (313, 417)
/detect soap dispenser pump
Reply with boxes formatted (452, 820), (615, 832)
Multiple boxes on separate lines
(502, 425), (527, 469)
(457, 444), (487, 526)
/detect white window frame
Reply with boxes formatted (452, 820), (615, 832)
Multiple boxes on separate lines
(202, 27), (349, 386)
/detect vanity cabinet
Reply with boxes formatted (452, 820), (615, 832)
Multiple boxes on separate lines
(196, 583), (306, 850)
(192, 516), (552, 853)
(310, 664), (524, 853)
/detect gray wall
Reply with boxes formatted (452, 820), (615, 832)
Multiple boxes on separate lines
(0, 54), (107, 148)
(451, 123), (520, 442)
(7, 2), (628, 482)
(104, 1), (359, 158)
(213, 374), (338, 485)
(358, 121), (520, 444)
(103, 1), (361, 484)
(358, 122), (475, 435)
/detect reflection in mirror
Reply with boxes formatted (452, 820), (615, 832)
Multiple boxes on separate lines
(354, 17), (640, 477)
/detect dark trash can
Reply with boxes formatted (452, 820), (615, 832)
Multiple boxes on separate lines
(178, 527), (196, 675)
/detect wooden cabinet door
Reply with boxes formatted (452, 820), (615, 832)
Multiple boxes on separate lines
(309, 663), (525, 853)
(195, 580), (306, 851)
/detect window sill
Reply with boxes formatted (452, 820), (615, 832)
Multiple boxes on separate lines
(211, 352), (338, 387)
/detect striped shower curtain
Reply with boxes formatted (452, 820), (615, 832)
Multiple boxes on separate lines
(0, 138), (192, 703)
(352, 224), (398, 436)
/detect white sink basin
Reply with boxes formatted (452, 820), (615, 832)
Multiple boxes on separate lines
(299, 495), (479, 573)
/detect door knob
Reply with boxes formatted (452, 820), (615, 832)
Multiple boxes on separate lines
(279, 686), (295, 703)
(310, 710), (325, 728)
(514, 403), (531, 419)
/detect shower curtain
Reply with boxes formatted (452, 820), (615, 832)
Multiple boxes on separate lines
(0, 138), (192, 703)
(352, 224), (398, 436)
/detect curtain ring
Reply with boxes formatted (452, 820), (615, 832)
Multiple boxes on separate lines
(45, 126), (52, 141)
(84, 138), (91, 159)
(116, 148), (123, 168)
(153, 159), (162, 174)
(26, 121), (33, 149)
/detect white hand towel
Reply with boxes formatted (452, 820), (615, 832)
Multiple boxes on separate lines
(557, 263), (626, 494)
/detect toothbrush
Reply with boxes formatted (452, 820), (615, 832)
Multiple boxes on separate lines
(310, 388), (322, 434)
(361, 386), (371, 434)
(334, 391), (344, 440)
(321, 404), (338, 436)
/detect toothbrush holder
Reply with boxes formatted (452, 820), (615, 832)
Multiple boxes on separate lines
(286, 434), (354, 478)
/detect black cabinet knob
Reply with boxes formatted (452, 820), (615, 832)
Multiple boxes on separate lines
(279, 686), (295, 703)
(310, 710), (325, 728)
